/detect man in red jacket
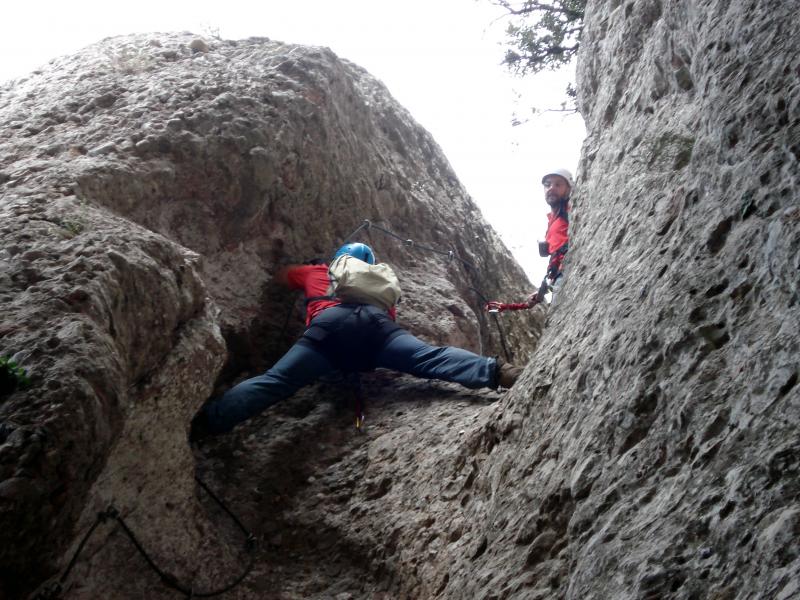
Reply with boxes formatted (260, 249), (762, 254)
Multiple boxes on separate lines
(485, 167), (573, 313)
(192, 242), (521, 438)
(536, 167), (572, 299)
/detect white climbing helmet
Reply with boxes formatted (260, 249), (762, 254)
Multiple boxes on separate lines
(541, 168), (574, 190)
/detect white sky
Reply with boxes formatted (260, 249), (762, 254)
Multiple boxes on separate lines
(1, 0), (585, 284)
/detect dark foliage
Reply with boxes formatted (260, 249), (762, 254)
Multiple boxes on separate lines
(493, 0), (586, 75)
(0, 356), (30, 399)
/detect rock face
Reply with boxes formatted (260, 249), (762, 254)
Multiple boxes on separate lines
(3, 0), (797, 596)
(0, 191), (227, 598)
(0, 34), (539, 598)
(424, 1), (797, 599)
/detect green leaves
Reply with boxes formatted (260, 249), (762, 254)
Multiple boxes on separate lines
(494, 0), (586, 75)
(0, 356), (31, 399)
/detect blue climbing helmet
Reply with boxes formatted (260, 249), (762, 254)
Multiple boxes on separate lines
(332, 242), (376, 265)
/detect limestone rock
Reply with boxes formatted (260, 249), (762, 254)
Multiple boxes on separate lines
(178, 3), (800, 599)
(0, 33), (538, 598)
(420, 1), (798, 598)
(0, 192), (226, 597)
(8, 3), (795, 596)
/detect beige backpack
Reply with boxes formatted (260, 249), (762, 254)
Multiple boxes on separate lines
(327, 255), (402, 311)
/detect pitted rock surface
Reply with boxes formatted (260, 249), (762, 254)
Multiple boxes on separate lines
(424, 1), (796, 599)
(0, 32), (537, 370)
(195, 374), (507, 600)
(4, 2), (797, 597)
(0, 33), (540, 599)
(0, 192), (227, 597)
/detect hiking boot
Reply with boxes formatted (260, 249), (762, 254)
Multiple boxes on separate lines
(495, 358), (522, 389)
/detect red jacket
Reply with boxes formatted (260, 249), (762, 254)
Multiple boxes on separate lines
(545, 204), (569, 278)
(285, 264), (339, 325)
(285, 264), (397, 325)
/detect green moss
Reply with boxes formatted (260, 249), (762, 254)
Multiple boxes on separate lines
(0, 356), (31, 399)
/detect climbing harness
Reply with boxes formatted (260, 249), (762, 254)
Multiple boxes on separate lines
(34, 476), (256, 600)
(485, 207), (568, 314)
(468, 286), (511, 364)
(485, 300), (534, 313)
(483, 274), (556, 313)
(546, 243), (568, 281)
(484, 271), (555, 313)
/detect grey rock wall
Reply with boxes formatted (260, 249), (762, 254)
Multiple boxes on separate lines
(0, 192), (226, 597)
(0, 33), (540, 598)
(5, 2), (795, 597)
(1, 33), (537, 373)
(421, 1), (799, 598)
(210, 4), (798, 598)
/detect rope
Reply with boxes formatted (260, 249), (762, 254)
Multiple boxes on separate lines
(343, 219), (512, 362)
(342, 219), (372, 243)
(468, 287), (511, 363)
(34, 510), (112, 600)
(344, 219), (478, 273)
(344, 219), (511, 362)
(194, 476), (252, 540)
(35, 478), (256, 600)
(114, 511), (255, 598)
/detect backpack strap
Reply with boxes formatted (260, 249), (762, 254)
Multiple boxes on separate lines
(546, 242), (569, 281)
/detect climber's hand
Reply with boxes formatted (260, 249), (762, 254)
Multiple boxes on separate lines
(485, 301), (505, 313)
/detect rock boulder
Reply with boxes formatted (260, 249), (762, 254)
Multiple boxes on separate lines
(0, 33), (539, 599)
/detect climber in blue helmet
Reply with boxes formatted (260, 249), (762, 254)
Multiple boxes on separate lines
(190, 242), (522, 439)
(332, 242), (375, 265)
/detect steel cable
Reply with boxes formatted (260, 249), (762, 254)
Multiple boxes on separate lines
(35, 477), (256, 599)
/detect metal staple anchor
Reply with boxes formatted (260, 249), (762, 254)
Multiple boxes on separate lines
(100, 505), (119, 521)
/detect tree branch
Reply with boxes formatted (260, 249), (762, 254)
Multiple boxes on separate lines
(492, 0), (584, 19)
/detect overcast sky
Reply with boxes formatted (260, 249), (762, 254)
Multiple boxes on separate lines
(1, 0), (585, 284)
